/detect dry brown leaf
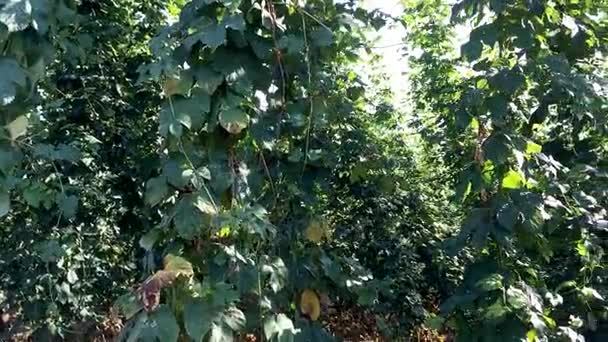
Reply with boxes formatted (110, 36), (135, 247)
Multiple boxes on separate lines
(300, 289), (321, 321)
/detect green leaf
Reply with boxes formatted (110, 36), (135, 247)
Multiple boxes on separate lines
(194, 192), (217, 215)
(461, 40), (482, 61)
(208, 322), (233, 342)
(557, 280), (577, 292)
(57, 194), (78, 218)
(491, 68), (525, 95)
(278, 35), (304, 54)
(180, 93), (210, 128)
(0, 0), (32, 32)
(184, 299), (222, 342)
(222, 306), (246, 331)
(160, 93), (210, 137)
(210, 282), (240, 306)
(5, 115), (28, 140)
(530, 312), (546, 332)
(0, 189), (9, 217)
(311, 28), (333, 47)
(139, 229), (160, 251)
(145, 176), (169, 207)
(502, 170), (525, 189)
(264, 316), (279, 340)
(124, 313), (147, 342)
(173, 195), (204, 238)
(23, 183), (48, 208)
(213, 0), (242, 12)
(194, 65), (224, 94)
(470, 23), (498, 46)
(483, 133), (512, 164)
(219, 108), (249, 134)
(32, 0), (70, 34)
(475, 273), (504, 291)
(440, 293), (478, 313)
(191, 170), (211, 191)
(262, 257), (288, 293)
(159, 105), (182, 138)
(150, 305), (179, 342)
(276, 314), (298, 342)
(497, 202), (518, 230)
(36, 240), (65, 263)
(264, 314), (297, 341)
(320, 254), (342, 283)
(248, 33), (273, 59)
(486, 95), (509, 122)
(521, 208), (545, 233)
(115, 293), (143, 320)
(581, 287), (604, 301)
(507, 287), (527, 309)
(526, 141), (542, 154)
(56, 144), (81, 161)
(545, 292), (563, 307)
(455, 167), (475, 202)
(67, 269), (78, 284)
(425, 315), (445, 331)
(209, 162), (233, 192)
(0, 58), (27, 105)
(237, 262), (258, 294)
(187, 22), (226, 50)
(527, 329), (537, 342)
(223, 14), (245, 31)
(33, 143), (81, 162)
(489, 0), (507, 13)
(0, 147), (21, 171)
(484, 300), (508, 323)
(164, 160), (191, 188)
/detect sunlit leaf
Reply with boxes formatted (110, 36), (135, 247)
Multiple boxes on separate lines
(475, 273), (503, 291)
(502, 170), (525, 189)
(581, 287), (604, 301)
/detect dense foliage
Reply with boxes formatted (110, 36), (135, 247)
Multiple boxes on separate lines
(407, 0), (608, 341)
(0, 0), (606, 341)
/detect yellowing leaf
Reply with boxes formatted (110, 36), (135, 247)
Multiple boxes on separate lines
(300, 289), (321, 321)
(163, 74), (192, 97)
(305, 219), (331, 243)
(163, 78), (180, 96)
(305, 221), (324, 243)
(163, 254), (194, 277)
(6, 115), (28, 140)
